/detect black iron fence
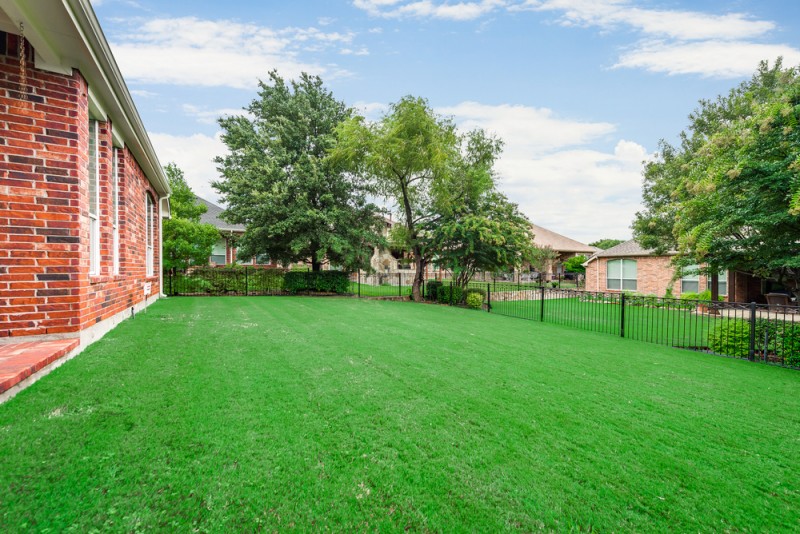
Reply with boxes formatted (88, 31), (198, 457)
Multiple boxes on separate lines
(446, 280), (799, 369)
(165, 268), (799, 368)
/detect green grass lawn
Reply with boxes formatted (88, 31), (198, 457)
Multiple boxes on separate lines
(1, 297), (798, 531)
(349, 281), (413, 297)
(490, 297), (718, 349)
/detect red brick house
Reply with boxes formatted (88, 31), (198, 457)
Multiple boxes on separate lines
(1, 1), (170, 344)
(584, 240), (732, 298)
(196, 197), (279, 267)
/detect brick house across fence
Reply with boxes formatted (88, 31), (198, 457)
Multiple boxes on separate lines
(1, 0), (170, 353)
(583, 239), (748, 299)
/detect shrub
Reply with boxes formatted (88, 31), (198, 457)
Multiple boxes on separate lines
(464, 287), (486, 299)
(284, 270), (350, 294)
(709, 319), (800, 365)
(437, 285), (463, 305)
(466, 292), (483, 309)
(426, 280), (443, 301)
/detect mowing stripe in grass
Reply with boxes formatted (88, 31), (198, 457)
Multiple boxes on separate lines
(0, 297), (798, 531)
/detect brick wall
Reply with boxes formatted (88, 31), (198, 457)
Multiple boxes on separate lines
(586, 255), (729, 298)
(0, 33), (161, 338)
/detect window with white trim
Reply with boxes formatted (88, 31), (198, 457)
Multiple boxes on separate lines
(607, 259), (637, 291)
(88, 120), (99, 275)
(681, 265), (700, 294)
(146, 193), (154, 277)
(112, 148), (120, 275)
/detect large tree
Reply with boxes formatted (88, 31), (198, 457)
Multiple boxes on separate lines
(633, 60), (800, 298)
(333, 96), (503, 300)
(162, 163), (219, 272)
(213, 71), (382, 272)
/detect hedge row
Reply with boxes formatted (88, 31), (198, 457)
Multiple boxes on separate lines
(168, 268), (352, 295)
(283, 271), (350, 294)
(709, 319), (800, 366)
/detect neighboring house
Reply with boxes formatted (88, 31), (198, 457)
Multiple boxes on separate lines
(1, 1), (170, 342)
(370, 216), (414, 273)
(583, 239), (741, 299)
(531, 224), (599, 279)
(196, 197), (277, 267)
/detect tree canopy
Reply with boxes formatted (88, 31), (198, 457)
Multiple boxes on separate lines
(428, 191), (535, 288)
(588, 238), (624, 250)
(162, 163), (219, 271)
(632, 60), (800, 297)
(563, 255), (587, 275)
(213, 71), (383, 272)
(333, 96), (521, 299)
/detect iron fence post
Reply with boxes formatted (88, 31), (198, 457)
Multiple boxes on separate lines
(620, 292), (626, 338)
(748, 301), (757, 360)
(245, 266), (248, 296)
(487, 283), (491, 313)
(449, 281), (453, 306)
(398, 273), (401, 297)
(358, 270), (361, 298)
(168, 271), (172, 296)
(540, 285), (545, 321)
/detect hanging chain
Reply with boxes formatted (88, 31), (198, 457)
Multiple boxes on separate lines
(18, 22), (27, 101)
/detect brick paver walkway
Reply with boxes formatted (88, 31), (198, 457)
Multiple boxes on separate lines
(0, 339), (80, 394)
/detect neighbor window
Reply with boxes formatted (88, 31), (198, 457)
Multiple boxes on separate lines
(145, 193), (154, 277)
(681, 265), (700, 294)
(88, 120), (99, 275)
(112, 148), (120, 275)
(717, 270), (728, 296)
(210, 239), (226, 265)
(607, 259), (637, 291)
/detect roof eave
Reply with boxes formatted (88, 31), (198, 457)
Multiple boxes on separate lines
(64, 0), (170, 196)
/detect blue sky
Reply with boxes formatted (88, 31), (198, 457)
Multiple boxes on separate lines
(90, 0), (800, 243)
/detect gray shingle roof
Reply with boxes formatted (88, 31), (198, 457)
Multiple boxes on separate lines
(585, 239), (677, 264)
(196, 197), (245, 233)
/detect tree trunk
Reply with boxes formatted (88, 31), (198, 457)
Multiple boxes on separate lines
(411, 245), (425, 301)
(710, 272), (719, 301)
(311, 258), (322, 272)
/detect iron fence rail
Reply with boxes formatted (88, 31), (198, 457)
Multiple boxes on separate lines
(165, 269), (799, 368)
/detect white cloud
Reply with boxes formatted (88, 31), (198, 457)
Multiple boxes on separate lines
(340, 47), (370, 56)
(520, 0), (774, 41)
(353, 101), (389, 120)
(149, 132), (227, 203)
(615, 40), (800, 78)
(496, 140), (648, 242)
(441, 102), (647, 242)
(439, 101), (615, 156)
(516, 0), (797, 78)
(130, 89), (157, 98)
(110, 17), (356, 89)
(354, 0), (507, 20)
(360, 1), (795, 78)
(182, 104), (251, 125)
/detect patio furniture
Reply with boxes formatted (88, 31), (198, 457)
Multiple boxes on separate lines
(765, 293), (798, 313)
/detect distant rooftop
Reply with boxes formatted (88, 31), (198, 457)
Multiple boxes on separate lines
(585, 239), (677, 264)
(531, 224), (599, 254)
(196, 197), (245, 233)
